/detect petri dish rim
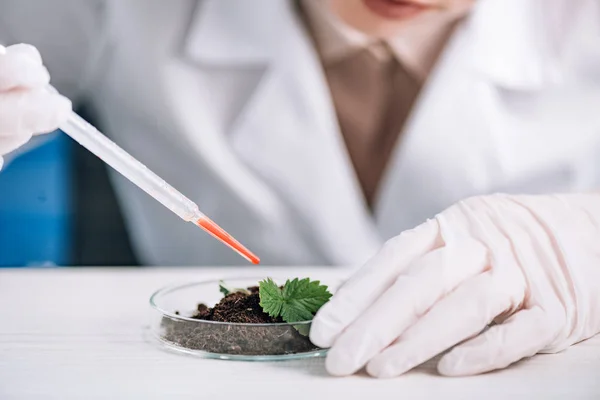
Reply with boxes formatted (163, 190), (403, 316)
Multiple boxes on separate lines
(149, 276), (336, 326)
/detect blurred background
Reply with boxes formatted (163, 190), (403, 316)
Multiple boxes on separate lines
(1, 0), (598, 268)
(0, 108), (138, 267)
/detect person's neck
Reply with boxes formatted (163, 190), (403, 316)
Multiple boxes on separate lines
(385, 10), (467, 81)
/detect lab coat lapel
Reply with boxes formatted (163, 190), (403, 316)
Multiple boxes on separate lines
(163, 1), (286, 229)
(466, 0), (600, 190)
(375, 0), (599, 238)
(374, 18), (503, 238)
(181, 0), (382, 265)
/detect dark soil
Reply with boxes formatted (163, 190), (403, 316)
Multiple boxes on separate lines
(191, 286), (281, 323)
(159, 286), (320, 356)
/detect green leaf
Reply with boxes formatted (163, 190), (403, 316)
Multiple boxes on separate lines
(258, 278), (285, 318)
(218, 280), (250, 296)
(219, 281), (229, 295)
(293, 323), (311, 336)
(259, 277), (332, 323)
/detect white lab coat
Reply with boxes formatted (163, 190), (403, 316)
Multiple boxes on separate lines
(1, 0), (599, 266)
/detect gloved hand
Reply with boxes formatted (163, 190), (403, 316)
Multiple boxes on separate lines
(0, 44), (71, 169)
(310, 193), (600, 378)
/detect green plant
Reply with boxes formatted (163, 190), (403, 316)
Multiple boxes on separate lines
(218, 280), (250, 296)
(258, 278), (332, 323)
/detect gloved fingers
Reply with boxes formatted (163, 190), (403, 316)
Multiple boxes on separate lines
(0, 133), (32, 157)
(310, 219), (440, 349)
(0, 88), (71, 135)
(0, 45), (50, 91)
(365, 272), (510, 378)
(6, 44), (44, 64)
(437, 306), (554, 376)
(323, 240), (489, 376)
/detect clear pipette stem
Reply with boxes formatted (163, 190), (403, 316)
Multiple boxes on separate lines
(51, 87), (259, 264)
(60, 113), (200, 221)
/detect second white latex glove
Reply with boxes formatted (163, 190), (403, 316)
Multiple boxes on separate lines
(0, 44), (72, 169)
(310, 193), (600, 378)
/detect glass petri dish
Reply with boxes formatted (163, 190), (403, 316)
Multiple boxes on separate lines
(149, 276), (340, 361)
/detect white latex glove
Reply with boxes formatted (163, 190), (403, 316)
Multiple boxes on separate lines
(310, 193), (600, 378)
(0, 44), (71, 169)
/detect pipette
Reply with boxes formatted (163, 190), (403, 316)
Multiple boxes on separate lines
(48, 86), (260, 265)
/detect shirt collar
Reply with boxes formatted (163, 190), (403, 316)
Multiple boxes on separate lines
(300, 0), (381, 61)
(299, 0), (469, 79)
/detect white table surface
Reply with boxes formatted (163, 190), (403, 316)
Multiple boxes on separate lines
(1, 267), (599, 400)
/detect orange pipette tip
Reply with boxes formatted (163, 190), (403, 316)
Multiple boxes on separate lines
(196, 217), (260, 265)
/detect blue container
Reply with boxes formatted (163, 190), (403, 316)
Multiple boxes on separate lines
(0, 132), (73, 267)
